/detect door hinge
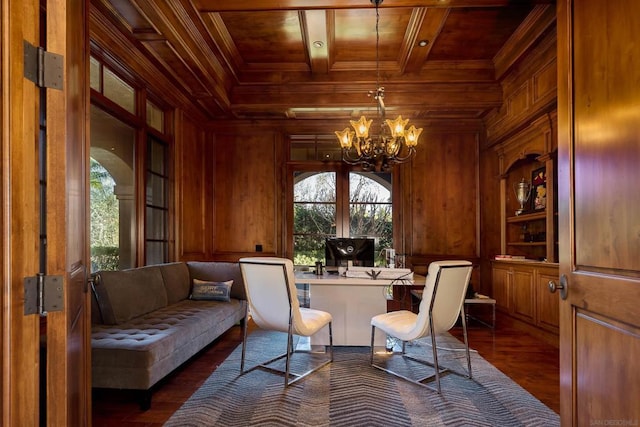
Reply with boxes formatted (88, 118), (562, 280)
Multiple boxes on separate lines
(23, 40), (63, 90)
(24, 274), (64, 316)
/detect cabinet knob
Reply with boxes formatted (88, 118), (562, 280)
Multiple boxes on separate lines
(548, 274), (568, 300)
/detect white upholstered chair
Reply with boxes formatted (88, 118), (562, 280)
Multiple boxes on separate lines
(370, 260), (473, 392)
(239, 257), (333, 386)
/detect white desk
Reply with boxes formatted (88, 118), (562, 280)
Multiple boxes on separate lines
(294, 272), (424, 347)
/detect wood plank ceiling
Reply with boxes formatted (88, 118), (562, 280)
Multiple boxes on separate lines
(91, 0), (556, 122)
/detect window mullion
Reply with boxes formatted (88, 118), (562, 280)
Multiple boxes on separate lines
(337, 167), (351, 237)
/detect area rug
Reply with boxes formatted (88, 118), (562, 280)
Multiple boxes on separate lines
(165, 330), (559, 426)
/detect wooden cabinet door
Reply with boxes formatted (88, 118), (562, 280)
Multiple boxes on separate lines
(511, 268), (535, 323)
(536, 268), (559, 333)
(491, 264), (511, 312)
(558, 0), (640, 424)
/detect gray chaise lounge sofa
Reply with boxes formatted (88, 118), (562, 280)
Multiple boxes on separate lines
(90, 261), (247, 409)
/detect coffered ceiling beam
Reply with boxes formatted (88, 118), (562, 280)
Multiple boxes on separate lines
(493, 4), (556, 79)
(194, 0), (552, 12)
(302, 10), (330, 74)
(132, 0), (232, 106)
(230, 82), (503, 110)
(403, 8), (449, 73)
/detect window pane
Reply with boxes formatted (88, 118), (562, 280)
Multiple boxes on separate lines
(293, 234), (326, 266)
(90, 56), (101, 92)
(147, 138), (166, 175)
(146, 174), (166, 206)
(145, 241), (167, 266)
(145, 137), (169, 264)
(146, 100), (164, 132)
(294, 203), (336, 235)
(293, 172), (337, 266)
(103, 67), (135, 113)
(294, 172), (336, 202)
(290, 136), (341, 161)
(349, 172), (392, 266)
(146, 207), (166, 240)
(350, 172), (391, 202)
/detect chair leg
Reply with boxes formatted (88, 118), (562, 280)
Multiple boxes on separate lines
(328, 321), (334, 362)
(370, 325), (375, 364)
(284, 322), (294, 386)
(429, 323), (441, 393)
(371, 314), (452, 392)
(241, 323), (333, 386)
(240, 305), (249, 374)
(460, 310), (473, 378)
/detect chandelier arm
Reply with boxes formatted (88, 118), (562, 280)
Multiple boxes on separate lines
(341, 149), (366, 164)
(386, 147), (416, 163)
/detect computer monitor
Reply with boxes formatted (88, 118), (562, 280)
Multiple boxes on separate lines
(325, 237), (375, 269)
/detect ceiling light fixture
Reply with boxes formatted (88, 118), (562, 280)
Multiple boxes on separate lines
(334, 0), (422, 172)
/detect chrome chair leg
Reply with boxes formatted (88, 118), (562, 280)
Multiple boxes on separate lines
(460, 310), (473, 378)
(328, 321), (334, 362)
(240, 305), (249, 373)
(284, 322), (294, 386)
(370, 325), (375, 364)
(242, 324), (333, 387)
(429, 320), (441, 393)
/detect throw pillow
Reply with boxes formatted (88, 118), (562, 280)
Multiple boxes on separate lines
(190, 279), (233, 302)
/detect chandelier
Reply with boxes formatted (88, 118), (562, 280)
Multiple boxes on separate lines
(334, 0), (422, 172)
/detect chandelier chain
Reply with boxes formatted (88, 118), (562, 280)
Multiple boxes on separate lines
(375, 1), (380, 93)
(334, 0), (422, 172)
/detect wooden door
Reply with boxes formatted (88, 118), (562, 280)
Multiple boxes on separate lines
(44, 0), (91, 425)
(1, 0), (90, 425)
(1, 2), (42, 424)
(557, 0), (640, 425)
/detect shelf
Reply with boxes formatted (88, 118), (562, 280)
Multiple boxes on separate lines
(507, 242), (546, 246)
(507, 211), (546, 223)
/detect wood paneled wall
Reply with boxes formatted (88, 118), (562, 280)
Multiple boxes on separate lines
(175, 120), (285, 261)
(175, 111), (211, 260)
(484, 29), (557, 147)
(211, 132), (283, 257)
(480, 22), (558, 296)
(403, 130), (479, 256)
(177, 120), (482, 274)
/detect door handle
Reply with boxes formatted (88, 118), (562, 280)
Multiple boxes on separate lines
(548, 274), (568, 300)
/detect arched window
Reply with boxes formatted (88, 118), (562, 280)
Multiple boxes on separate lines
(292, 170), (392, 267)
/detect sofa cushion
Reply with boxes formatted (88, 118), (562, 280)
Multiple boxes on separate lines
(190, 279), (233, 302)
(187, 261), (246, 300)
(158, 262), (191, 304)
(95, 266), (168, 324)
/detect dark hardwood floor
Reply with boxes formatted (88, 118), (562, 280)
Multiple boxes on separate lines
(92, 313), (560, 426)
